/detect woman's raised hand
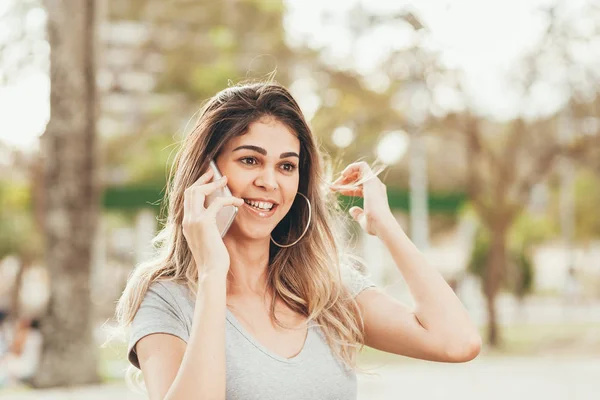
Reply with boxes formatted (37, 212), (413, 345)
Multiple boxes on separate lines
(182, 168), (244, 278)
(329, 161), (393, 236)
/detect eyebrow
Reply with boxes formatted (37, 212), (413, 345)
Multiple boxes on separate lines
(232, 145), (299, 159)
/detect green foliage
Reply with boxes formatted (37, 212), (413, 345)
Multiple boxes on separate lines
(99, 0), (441, 205)
(208, 26), (236, 51)
(508, 249), (534, 298)
(103, 184), (164, 212)
(510, 211), (557, 249)
(126, 134), (179, 185)
(251, 0), (285, 13)
(465, 198), (557, 297)
(189, 61), (238, 98)
(467, 223), (537, 297)
(147, 0), (292, 100)
(541, 169), (600, 242)
(573, 170), (600, 240)
(0, 180), (42, 261)
(0, 179), (30, 210)
(467, 230), (490, 279)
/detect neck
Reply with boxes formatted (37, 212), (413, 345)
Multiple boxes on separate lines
(223, 234), (272, 298)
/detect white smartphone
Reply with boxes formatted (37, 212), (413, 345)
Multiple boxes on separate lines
(205, 160), (238, 237)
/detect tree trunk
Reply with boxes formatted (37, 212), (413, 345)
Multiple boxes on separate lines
(33, 0), (100, 387)
(483, 222), (508, 347)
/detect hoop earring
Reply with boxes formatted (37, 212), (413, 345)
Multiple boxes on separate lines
(270, 192), (312, 248)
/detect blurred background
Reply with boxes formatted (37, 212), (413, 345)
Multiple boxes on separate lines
(1, 0), (599, 399)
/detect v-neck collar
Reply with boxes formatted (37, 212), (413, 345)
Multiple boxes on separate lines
(225, 307), (314, 364)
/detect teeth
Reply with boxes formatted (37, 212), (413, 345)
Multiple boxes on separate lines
(244, 199), (274, 210)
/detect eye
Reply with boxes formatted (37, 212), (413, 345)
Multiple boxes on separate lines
(240, 156), (258, 166)
(281, 162), (297, 173)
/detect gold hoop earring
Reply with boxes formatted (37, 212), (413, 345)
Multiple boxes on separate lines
(270, 192), (311, 248)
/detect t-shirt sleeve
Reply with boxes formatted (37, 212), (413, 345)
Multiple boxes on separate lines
(341, 264), (377, 298)
(127, 281), (190, 369)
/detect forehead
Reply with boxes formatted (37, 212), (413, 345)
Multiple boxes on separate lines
(226, 117), (300, 153)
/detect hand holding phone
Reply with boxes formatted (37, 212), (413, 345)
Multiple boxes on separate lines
(182, 164), (243, 276)
(204, 160), (239, 237)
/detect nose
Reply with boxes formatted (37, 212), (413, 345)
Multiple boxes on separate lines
(255, 168), (278, 191)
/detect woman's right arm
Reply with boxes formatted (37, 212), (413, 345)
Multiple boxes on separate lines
(136, 271), (228, 400)
(135, 168), (243, 400)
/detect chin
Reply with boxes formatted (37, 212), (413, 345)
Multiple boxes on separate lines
(229, 220), (273, 241)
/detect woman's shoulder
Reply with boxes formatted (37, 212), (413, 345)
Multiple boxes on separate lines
(146, 279), (196, 310)
(340, 262), (377, 298)
(150, 278), (188, 292)
(133, 279), (196, 333)
(128, 279), (195, 369)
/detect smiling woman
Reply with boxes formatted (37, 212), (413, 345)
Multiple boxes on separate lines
(113, 81), (480, 400)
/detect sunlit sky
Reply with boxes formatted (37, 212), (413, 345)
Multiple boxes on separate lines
(0, 0), (594, 151)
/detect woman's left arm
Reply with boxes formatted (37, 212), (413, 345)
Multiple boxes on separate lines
(331, 162), (481, 363)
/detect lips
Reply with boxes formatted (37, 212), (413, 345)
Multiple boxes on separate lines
(242, 201), (278, 218)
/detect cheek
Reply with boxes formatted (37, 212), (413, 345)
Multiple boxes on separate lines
(225, 175), (247, 198)
(281, 180), (300, 207)
(218, 163), (246, 193)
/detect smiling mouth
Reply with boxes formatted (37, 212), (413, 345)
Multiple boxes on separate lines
(242, 199), (278, 217)
(243, 199), (276, 211)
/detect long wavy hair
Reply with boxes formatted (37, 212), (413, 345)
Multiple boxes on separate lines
(114, 81), (371, 389)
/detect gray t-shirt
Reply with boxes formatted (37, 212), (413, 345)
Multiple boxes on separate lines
(128, 265), (376, 400)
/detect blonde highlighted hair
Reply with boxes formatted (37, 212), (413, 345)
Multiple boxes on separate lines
(113, 81), (377, 390)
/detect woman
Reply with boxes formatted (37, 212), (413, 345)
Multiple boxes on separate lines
(115, 82), (481, 400)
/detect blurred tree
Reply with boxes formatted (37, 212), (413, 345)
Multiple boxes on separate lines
(306, 5), (446, 189)
(548, 169), (600, 242)
(98, 0), (423, 200)
(510, 213), (554, 306)
(448, 113), (597, 346)
(437, 1), (600, 347)
(151, 0), (295, 99)
(573, 172), (600, 240)
(508, 248), (534, 303)
(468, 211), (554, 306)
(33, 0), (101, 387)
(99, 0), (301, 191)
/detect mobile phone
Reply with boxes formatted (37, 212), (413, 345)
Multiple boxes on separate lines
(205, 160), (238, 237)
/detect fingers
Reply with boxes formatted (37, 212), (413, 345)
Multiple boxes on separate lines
(341, 161), (371, 178)
(184, 174), (230, 220)
(330, 161), (378, 197)
(186, 175), (228, 206)
(185, 169), (216, 214)
(333, 187), (364, 197)
(330, 171), (360, 192)
(331, 161), (372, 189)
(191, 167), (215, 187)
(349, 206), (363, 220)
(185, 185), (204, 219)
(331, 171), (358, 186)
(205, 195), (245, 215)
(200, 176), (229, 195)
